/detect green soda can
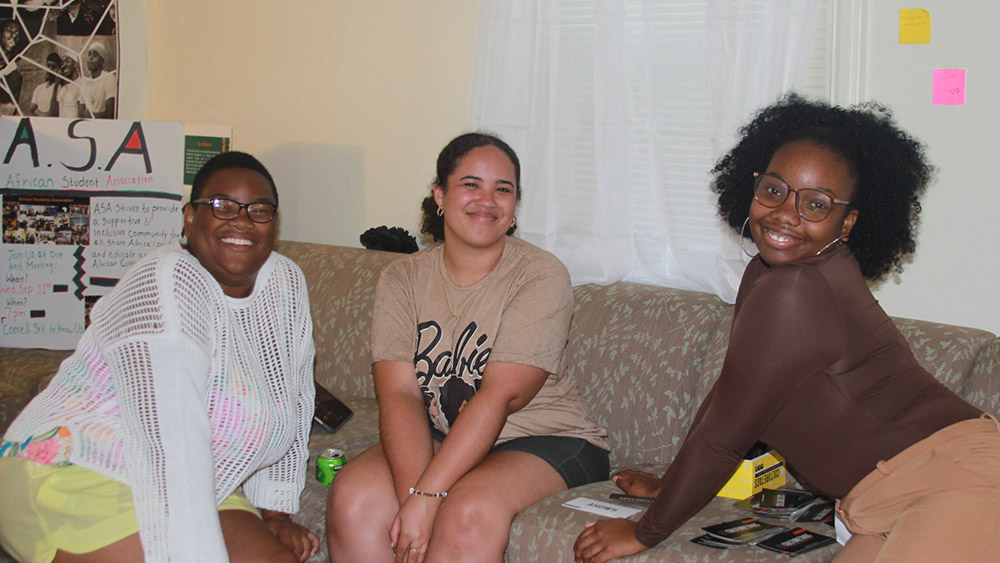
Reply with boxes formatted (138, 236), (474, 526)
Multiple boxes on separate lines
(316, 448), (346, 487)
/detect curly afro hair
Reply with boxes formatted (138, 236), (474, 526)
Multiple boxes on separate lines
(420, 132), (521, 242)
(712, 94), (933, 281)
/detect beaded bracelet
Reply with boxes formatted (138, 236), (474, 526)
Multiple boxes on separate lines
(409, 487), (448, 498)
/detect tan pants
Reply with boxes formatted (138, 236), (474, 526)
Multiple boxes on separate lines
(835, 414), (1000, 562)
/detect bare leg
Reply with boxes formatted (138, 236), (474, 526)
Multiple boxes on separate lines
(52, 533), (143, 563)
(325, 443), (401, 562)
(220, 510), (301, 563)
(53, 510), (297, 563)
(425, 450), (566, 563)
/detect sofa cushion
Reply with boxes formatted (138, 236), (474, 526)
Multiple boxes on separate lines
(275, 241), (399, 400)
(964, 338), (1000, 417)
(507, 465), (840, 562)
(892, 318), (997, 401)
(0, 347), (73, 435)
(565, 283), (729, 469)
(300, 395), (380, 563)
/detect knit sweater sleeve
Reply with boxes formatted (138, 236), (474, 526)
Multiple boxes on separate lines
(97, 250), (229, 562)
(242, 259), (316, 513)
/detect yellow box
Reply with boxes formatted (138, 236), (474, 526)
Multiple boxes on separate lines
(716, 450), (786, 499)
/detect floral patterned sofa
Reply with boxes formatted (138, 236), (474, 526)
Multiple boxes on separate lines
(3, 240), (998, 562)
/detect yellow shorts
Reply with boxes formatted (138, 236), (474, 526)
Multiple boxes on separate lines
(0, 457), (258, 563)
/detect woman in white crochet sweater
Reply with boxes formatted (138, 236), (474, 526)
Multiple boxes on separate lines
(0, 152), (318, 562)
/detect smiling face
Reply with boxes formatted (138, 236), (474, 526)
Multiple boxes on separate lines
(749, 140), (858, 266)
(60, 57), (78, 80)
(183, 167), (277, 298)
(433, 144), (518, 253)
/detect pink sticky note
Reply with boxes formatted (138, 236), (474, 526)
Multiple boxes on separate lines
(932, 69), (966, 105)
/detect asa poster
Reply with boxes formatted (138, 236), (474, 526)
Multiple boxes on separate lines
(1, 117), (183, 349)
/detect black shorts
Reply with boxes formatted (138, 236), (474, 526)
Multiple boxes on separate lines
(430, 427), (609, 488)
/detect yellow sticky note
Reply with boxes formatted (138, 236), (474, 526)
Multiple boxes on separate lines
(899, 9), (931, 44)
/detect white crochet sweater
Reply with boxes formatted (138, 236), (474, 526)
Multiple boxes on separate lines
(5, 243), (316, 562)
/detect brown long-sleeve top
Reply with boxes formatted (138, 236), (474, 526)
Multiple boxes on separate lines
(634, 245), (981, 547)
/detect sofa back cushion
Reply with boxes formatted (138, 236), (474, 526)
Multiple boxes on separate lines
(965, 338), (1000, 416)
(565, 282), (729, 469)
(275, 241), (398, 399)
(892, 318), (997, 404)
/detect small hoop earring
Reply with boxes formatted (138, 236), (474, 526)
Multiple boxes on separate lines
(179, 232), (188, 246)
(815, 236), (848, 256)
(739, 217), (757, 258)
(510, 216), (516, 229)
(436, 207), (443, 217)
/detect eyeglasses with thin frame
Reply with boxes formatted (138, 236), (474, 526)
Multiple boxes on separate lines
(190, 197), (278, 223)
(753, 172), (851, 222)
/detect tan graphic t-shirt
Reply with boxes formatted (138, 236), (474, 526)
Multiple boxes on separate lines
(371, 237), (609, 449)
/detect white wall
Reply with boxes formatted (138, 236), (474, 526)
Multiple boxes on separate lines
(865, 2), (999, 333)
(140, 1), (998, 334)
(143, 0), (479, 247)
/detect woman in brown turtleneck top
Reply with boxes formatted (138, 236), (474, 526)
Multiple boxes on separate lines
(574, 95), (998, 562)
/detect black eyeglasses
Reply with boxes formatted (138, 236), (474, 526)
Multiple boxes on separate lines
(753, 172), (851, 222)
(190, 197), (277, 223)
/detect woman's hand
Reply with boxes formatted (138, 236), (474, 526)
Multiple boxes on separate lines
(573, 519), (647, 562)
(261, 510), (320, 562)
(612, 469), (662, 497)
(389, 495), (441, 563)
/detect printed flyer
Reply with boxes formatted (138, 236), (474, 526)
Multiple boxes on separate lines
(1, 116), (183, 349)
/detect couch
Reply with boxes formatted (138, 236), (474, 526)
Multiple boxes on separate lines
(3, 240), (999, 562)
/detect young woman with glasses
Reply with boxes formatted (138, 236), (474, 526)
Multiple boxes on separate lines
(574, 94), (1000, 562)
(326, 132), (610, 562)
(0, 152), (319, 562)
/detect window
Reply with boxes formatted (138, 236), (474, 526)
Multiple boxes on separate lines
(470, 0), (863, 300)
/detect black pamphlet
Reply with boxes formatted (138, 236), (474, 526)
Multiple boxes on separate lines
(755, 527), (836, 556)
(795, 501), (836, 526)
(733, 488), (824, 520)
(701, 518), (787, 545)
(689, 534), (744, 549)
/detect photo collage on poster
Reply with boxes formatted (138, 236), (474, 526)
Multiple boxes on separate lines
(1, 0), (118, 119)
(3, 194), (90, 246)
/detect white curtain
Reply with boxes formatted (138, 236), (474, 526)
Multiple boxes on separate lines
(469, 0), (822, 302)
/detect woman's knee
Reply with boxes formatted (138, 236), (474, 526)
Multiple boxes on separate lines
(432, 492), (514, 549)
(327, 467), (381, 522)
(325, 456), (397, 538)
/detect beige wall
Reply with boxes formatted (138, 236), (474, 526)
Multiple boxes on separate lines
(143, 0), (479, 247)
(865, 2), (999, 334)
(139, 1), (998, 334)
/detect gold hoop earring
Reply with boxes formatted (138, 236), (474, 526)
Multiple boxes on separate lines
(436, 207), (443, 217)
(510, 217), (516, 228)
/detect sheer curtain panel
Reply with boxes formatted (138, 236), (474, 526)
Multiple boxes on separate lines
(469, 0), (825, 301)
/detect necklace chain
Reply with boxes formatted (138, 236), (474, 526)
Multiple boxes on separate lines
(439, 255), (500, 321)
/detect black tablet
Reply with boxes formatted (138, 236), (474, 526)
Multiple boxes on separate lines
(313, 381), (353, 433)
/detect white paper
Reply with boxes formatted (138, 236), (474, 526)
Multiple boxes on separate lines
(562, 497), (642, 519)
(835, 513), (852, 545)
